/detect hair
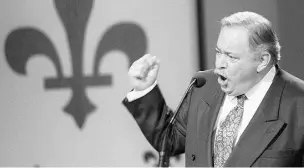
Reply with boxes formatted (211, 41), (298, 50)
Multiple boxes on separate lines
(220, 11), (281, 64)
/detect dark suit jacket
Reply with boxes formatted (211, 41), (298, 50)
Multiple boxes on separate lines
(123, 67), (304, 167)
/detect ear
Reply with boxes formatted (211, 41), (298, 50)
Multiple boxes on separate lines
(257, 52), (271, 72)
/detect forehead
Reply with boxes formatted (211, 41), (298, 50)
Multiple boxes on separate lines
(217, 26), (250, 53)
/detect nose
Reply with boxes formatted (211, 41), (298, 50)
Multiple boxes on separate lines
(215, 53), (227, 69)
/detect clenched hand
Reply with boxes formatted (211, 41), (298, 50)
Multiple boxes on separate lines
(128, 54), (160, 91)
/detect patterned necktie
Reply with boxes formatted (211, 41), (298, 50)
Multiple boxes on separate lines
(214, 94), (246, 168)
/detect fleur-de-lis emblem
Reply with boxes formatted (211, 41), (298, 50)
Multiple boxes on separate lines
(5, 0), (147, 129)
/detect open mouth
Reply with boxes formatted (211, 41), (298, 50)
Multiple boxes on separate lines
(219, 74), (227, 81)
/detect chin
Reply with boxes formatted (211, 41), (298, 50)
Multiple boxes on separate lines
(220, 86), (232, 95)
(225, 92), (234, 96)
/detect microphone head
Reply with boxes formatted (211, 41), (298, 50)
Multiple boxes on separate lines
(193, 72), (206, 88)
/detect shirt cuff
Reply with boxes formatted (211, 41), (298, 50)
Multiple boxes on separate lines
(126, 81), (158, 102)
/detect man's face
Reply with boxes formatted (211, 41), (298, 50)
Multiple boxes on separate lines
(214, 26), (261, 96)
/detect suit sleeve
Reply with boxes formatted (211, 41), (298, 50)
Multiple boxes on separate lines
(122, 85), (192, 156)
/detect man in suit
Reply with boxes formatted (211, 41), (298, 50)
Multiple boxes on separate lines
(123, 11), (304, 167)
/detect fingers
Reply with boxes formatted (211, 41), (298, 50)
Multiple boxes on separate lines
(129, 54), (160, 80)
(138, 54), (158, 68)
(129, 59), (148, 80)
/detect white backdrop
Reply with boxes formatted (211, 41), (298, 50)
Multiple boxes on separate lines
(0, 0), (198, 166)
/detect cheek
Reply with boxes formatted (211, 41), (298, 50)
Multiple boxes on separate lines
(227, 65), (243, 79)
(227, 65), (252, 83)
(228, 65), (256, 84)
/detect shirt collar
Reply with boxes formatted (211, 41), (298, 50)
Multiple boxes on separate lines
(227, 65), (276, 102)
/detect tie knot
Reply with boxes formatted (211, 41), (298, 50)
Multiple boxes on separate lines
(236, 94), (246, 105)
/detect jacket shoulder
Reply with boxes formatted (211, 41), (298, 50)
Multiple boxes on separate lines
(281, 70), (304, 95)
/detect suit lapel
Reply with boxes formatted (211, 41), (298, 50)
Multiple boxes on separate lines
(225, 67), (287, 167)
(197, 85), (225, 167)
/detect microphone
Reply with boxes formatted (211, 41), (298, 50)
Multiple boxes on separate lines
(193, 72), (207, 88)
(158, 72), (206, 167)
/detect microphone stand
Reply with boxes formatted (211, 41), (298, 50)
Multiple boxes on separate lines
(158, 124), (172, 167)
(158, 79), (197, 167)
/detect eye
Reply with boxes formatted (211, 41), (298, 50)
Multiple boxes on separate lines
(228, 55), (238, 62)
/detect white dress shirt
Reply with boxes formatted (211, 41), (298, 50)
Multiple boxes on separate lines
(214, 66), (276, 145)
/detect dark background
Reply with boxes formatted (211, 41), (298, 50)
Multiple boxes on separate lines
(198, 0), (304, 80)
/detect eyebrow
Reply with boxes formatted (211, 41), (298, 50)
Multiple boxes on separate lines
(215, 46), (233, 55)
